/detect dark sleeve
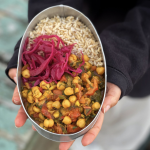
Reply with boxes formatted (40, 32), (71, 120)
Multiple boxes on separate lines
(5, 0), (84, 81)
(5, 38), (22, 83)
(100, 0), (150, 97)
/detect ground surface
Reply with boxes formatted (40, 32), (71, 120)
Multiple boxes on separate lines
(0, 1), (35, 150)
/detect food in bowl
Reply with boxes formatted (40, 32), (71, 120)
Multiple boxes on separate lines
(21, 16), (105, 134)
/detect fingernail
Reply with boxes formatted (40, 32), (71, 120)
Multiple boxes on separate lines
(14, 77), (17, 83)
(104, 105), (110, 113)
(14, 99), (19, 104)
(15, 125), (20, 128)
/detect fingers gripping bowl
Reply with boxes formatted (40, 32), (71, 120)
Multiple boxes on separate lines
(17, 5), (107, 142)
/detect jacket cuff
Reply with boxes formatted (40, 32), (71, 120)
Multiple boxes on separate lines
(107, 66), (130, 98)
(5, 50), (18, 84)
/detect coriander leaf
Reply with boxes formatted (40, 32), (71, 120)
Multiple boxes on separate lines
(72, 126), (78, 130)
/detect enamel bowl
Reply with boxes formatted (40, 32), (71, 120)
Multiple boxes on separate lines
(17, 5), (107, 142)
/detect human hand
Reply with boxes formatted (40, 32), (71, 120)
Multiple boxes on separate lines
(9, 68), (36, 130)
(59, 82), (121, 150)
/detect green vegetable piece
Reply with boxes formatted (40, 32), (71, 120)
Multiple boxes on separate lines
(72, 126), (78, 130)
(59, 95), (66, 99)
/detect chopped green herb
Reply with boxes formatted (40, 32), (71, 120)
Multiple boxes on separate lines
(90, 90), (101, 102)
(90, 113), (96, 118)
(32, 81), (36, 86)
(27, 89), (31, 94)
(59, 84), (63, 87)
(36, 104), (42, 109)
(89, 84), (94, 89)
(72, 126), (78, 130)
(59, 95), (66, 99)
(80, 66), (85, 72)
(70, 62), (74, 67)
(71, 84), (76, 88)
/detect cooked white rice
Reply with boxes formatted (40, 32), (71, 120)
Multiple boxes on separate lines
(29, 16), (104, 67)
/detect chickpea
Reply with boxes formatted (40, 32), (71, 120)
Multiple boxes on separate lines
(49, 85), (57, 90)
(39, 113), (45, 120)
(75, 88), (79, 93)
(83, 55), (90, 62)
(57, 81), (65, 90)
(53, 111), (59, 118)
(75, 100), (80, 107)
(32, 86), (42, 98)
(64, 87), (74, 95)
(52, 101), (61, 109)
(39, 90), (52, 101)
(22, 69), (30, 78)
(70, 54), (77, 61)
(38, 100), (46, 106)
(96, 67), (105, 75)
(68, 54), (77, 67)
(48, 110), (55, 114)
(60, 108), (69, 116)
(87, 71), (91, 77)
(27, 96), (34, 103)
(40, 81), (50, 90)
(34, 98), (39, 103)
(28, 91), (32, 96)
(39, 123), (44, 128)
(22, 90), (28, 98)
(46, 101), (53, 110)
(72, 76), (81, 84)
(33, 90), (42, 99)
(76, 119), (86, 128)
(28, 103), (35, 116)
(75, 76), (80, 79)
(81, 73), (89, 82)
(33, 106), (40, 113)
(92, 102), (101, 111)
(81, 114), (85, 118)
(32, 86), (39, 92)
(44, 119), (54, 128)
(72, 78), (78, 84)
(62, 116), (72, 125)
(69, 95), (77, 103)
(84, 62), (91, 70)
(25, 82), (30, 89)
(49, 81), (56, 87)
(62, 99), (71, 108)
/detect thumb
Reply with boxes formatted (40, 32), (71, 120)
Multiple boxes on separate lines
(8, 68), (17, 83)
(101, 82), (121, 113)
